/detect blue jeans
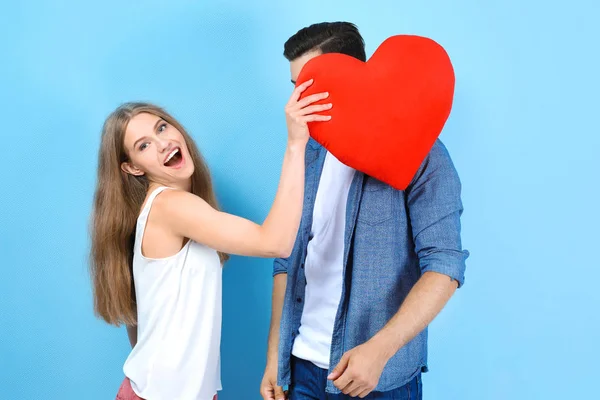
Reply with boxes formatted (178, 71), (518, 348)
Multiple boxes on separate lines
(289, 356), (422, 400)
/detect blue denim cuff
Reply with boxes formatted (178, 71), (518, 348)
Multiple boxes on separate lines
(420, 249), (469, 288)
(273, 258), (288, 277)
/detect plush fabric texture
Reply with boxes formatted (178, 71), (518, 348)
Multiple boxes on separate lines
(297, 35), (455, 190)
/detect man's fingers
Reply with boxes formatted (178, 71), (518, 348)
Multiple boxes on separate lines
(274, 385), (286, 400)
(333, 371), (353, 391)
(350, 385), (366, 398)
(328, 353), (350, 380)
(340, 379), (357, 395)
(260, 381), (275, 400)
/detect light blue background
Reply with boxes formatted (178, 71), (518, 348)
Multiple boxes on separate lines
(1, 1), (598, 399)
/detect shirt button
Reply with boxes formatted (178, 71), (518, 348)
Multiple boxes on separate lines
(296, 297), (302, 303)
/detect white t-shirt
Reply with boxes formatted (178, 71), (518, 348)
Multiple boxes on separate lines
(291, 152), (356, 369)
(123, 186), (222, 400)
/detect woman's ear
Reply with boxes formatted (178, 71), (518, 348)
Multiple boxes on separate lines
(121, 161), (144, 176)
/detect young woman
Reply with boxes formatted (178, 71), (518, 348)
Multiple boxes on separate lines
(89, 79), (331, 400)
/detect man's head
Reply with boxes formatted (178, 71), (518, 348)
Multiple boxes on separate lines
(284, 22), (366, 84)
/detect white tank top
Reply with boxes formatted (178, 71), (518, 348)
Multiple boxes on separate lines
(123, 186), (222, 400)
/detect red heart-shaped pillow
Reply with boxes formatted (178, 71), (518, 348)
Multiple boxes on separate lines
(297, 35), (455, 190)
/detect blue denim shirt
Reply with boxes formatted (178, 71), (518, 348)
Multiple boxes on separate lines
(273, 138), (469, 394)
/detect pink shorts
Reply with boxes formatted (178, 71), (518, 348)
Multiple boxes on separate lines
(116, 378), (218, 400)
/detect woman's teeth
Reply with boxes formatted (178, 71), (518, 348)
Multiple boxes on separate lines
(165, 148), (180, 164)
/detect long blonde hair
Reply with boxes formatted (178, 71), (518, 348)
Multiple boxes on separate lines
(90, 102), (229, 326)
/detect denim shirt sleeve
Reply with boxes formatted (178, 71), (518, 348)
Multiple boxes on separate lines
(405, 141), (469, 287)
(272, 229), (302, 276)
(273, 256), (290, 276)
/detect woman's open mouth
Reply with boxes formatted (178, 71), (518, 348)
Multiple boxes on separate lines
(164, 147), (184, 168)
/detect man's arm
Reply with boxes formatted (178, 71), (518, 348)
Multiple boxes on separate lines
(260, 254), (294, 400)
(329, 142), (469, 397)
(379, 141), (468, 353)
(328, 274), (459, 397)
(266, 273), (287, 366)
(369, 271), (457, 357)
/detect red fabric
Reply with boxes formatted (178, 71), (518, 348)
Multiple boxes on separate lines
(297, 35), (455, 190)
(115, 378), (144, 400)
(115, 378), (217, 400)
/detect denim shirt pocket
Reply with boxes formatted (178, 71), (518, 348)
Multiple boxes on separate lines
(357, 177), (394, 225)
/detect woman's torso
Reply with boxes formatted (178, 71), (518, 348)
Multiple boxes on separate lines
(123, 186), (223, 400)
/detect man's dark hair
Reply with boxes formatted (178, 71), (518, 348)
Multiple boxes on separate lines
(284, 22), (366, 62)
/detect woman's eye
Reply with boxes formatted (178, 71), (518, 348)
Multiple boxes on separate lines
(158, 123), (167, 132)
(139, 143), (149, 151)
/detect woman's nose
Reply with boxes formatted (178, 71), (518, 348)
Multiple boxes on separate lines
(158, 139), (171, 153)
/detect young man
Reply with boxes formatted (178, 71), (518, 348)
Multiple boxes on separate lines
(261, 22), (469, 400)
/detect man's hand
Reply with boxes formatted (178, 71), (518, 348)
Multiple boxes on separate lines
(327, 339), (391, 398)
(260, 364), (287, 400)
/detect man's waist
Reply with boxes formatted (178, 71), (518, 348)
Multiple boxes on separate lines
(291, 333), (332, 370)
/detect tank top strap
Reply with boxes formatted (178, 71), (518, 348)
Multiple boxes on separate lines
(135, 186), (172, 249)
